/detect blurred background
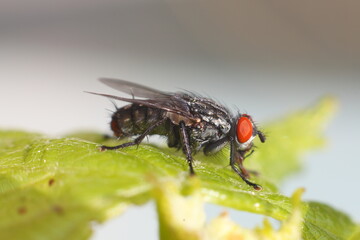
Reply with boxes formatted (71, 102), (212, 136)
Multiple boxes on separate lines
(1, 0), (359, 239)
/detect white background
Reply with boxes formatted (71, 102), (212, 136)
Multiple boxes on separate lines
(1, 1), (359, 239)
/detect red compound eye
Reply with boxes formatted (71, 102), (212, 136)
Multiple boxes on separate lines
(237, 116), (253, 143)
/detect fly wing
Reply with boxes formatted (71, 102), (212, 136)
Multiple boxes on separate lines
(86, 91), (196, 120)
(99, 78), (170, 98)
(90, 78), (196, 119)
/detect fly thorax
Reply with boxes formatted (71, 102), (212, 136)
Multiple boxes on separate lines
(200, 114), (231, 135)
(191, 117), (230, 146)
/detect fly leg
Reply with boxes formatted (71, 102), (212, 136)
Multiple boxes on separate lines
(179, 121), (195, 175)
(241, 150), (259, 176)
(230, 137), (262, 190)
(236, 150), (253, 178)
(100, 118), (167, 151)
(239, 165), (259, 178)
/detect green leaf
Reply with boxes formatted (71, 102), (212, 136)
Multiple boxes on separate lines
(248, 97), (338, 182)
(349, 226), (360, 240)
(0, 97), (357, 240)
(303, 202), (357, 240)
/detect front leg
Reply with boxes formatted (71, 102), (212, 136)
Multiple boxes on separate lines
(179, 121), (195, 175)
(239, 150), (259, 177)
(230, 137), (262, 190)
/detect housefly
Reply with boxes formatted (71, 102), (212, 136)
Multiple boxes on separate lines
(87, 78), (266, 190)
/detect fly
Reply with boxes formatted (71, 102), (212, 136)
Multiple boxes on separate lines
(87, 78), (266, 190)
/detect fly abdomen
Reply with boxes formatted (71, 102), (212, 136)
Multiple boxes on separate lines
(111, 104), (166, 138)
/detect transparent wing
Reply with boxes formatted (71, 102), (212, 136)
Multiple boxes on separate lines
(86, 91), (196, 120)
(99, 78), (170, 98)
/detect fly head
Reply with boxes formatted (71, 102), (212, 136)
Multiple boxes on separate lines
(234, 114), (266, 158)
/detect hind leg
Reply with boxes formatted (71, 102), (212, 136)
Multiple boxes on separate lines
(101, 118), (166, 151)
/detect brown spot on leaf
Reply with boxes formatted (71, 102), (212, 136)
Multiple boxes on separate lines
(48, 178), (55, 186)
(52, 205), (64, 215)
(18, 206), (27, 215)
